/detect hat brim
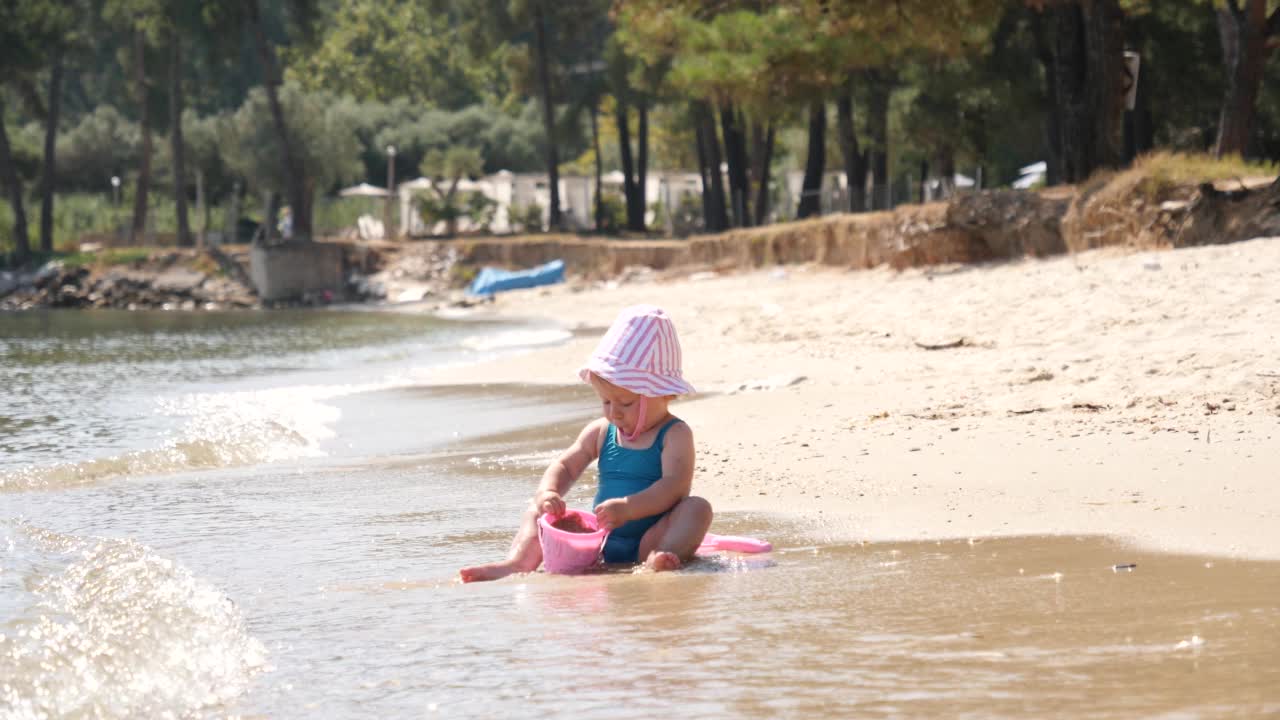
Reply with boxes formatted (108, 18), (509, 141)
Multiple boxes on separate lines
(578, 359), (696, 397)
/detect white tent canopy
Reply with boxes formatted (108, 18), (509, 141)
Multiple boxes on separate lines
(338, 182), (390, 198)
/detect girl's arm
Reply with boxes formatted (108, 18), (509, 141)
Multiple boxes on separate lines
(535, 419), (607, 514)
(596, 423), (694, 527)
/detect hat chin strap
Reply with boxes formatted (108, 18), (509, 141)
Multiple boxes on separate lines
(619, 396), (648, 443)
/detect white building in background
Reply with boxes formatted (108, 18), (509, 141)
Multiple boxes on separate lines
(387, 160), (1026, 237)
(395, 170), (705, 236)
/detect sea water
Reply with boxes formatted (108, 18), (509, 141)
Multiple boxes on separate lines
(1, 309), (1277, 718)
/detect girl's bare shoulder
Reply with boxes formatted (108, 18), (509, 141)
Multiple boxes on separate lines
(663, 417), (694, 447)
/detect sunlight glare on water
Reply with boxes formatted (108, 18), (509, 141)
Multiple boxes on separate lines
(1, 311), (1277, 718)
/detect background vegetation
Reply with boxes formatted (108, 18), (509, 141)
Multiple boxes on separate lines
(3, 0), (1280, 265)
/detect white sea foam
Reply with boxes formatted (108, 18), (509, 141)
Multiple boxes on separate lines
(0, 523), (267, 718)
(459, 328), (572, 352)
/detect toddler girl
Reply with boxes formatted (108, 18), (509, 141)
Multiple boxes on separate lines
(460, 305), (712, 582)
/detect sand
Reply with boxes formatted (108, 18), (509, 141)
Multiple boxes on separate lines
(428, 237), (1280, 560)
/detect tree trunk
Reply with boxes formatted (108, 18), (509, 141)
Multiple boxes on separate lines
(1031, 9), (1064, 185)
(867, 77), (890, 210)
(170, 35), (192, 247)
(719, 105), (751, 227)
(694, 102), (728, 232)
(131, 31), (152, 245)
(1084, 0), (1127, 171)
(751, 122), (774, 226)
(260, 190), (278, 245)
(532, 2), (561, 230)
(1124, 16), (1155, 162)
(937, 149), (956, 198)
(835, 88), (867, 213)
(247, 0), (310, 241)
(694, 109), (712, 229)
(1213, 1), (1271, 157)
(196, 168), (207, 246)
(0, 95), (31, 264)
(617, 99), (639, 230)
(919, 158), (930, 202)
(590, 99), (603, 232)
(1035, 0), (1126, 183)
(39, 52), (64, 254)
(797, 100), (826, 219)
(635, 102), (648, 232)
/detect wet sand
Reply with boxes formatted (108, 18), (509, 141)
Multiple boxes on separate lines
(426, 238), (1280, 560)
(439, 412), (1280, 719)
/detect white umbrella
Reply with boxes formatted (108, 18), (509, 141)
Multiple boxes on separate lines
(338, 182), (391, 198)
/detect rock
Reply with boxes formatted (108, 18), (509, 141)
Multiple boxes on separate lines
(153, 269), (206, 294)
(0, 271), (23, 298)
(32, 261), (64, 289)
(945, 190), (1069, 258)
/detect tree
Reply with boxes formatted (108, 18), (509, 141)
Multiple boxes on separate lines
(56, 106), (141, 191)
(167, 2), (207, 247)
(219, 83), (361, 233)
(1031, 0), (1131, 183)
(199, 0), (322, 240)
(37, 55), (66, 254)
(606, 35), (660, 232)
(0, 1), (74, 263)
(531, 1), (563, 229)
(416, 146), (485, 235)
(286, 0), (496, 108)
(1212, 0), (1280, 157)
(104, 0), (170, 244)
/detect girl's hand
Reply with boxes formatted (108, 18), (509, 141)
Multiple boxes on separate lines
(594, 498), (630, 531)
(536, 489), (566, 518)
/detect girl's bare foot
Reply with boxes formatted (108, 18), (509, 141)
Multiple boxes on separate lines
(645, 551), (682, 573)
(459, 559), (533, 583)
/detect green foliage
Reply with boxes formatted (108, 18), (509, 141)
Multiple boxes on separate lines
(285, 0), (497, 107)
(508, 202), (544, 233)
(597, 191), (627, 233)
(218, 82), (362, 198)
(59, 246), (153, 268)
(379, 102), (545, 177)
(415, 190), (496, 235)
(55, 105), (141, 191)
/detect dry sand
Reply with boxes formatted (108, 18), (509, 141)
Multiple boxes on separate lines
(429, 237), (1280, 560)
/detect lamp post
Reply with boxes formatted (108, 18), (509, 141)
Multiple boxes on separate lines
(385, 145), (397, 240)
(111, 176), (122, 239)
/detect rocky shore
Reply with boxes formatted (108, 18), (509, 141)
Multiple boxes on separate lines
(0, 242), (469, 312)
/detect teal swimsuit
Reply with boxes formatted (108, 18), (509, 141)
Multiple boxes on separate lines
(595, 418), (683, 564)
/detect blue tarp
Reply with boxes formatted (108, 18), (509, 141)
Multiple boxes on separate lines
(467, 259), (566, 296)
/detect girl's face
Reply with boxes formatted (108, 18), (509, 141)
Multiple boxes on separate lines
(588, 374), (643, 434)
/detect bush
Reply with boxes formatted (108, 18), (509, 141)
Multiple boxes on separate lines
(508, 203), (544, 233)
(415, 189), (496, 235)
(56, 106), (141, 192)
(597, 192), (626, 233)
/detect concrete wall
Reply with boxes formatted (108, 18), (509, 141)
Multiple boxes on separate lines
(249, 242), (345, 301)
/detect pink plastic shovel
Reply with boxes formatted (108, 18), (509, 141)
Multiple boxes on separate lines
(696, 533), (773, 555)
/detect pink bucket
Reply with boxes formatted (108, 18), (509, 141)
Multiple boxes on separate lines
(537, 509), (608, 575)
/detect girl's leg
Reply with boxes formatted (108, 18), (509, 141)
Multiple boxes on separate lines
(637, 496), (713, 572)
(459, 503), (544, 582)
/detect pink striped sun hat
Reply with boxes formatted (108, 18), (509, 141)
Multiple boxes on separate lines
(578, 305), (695, 397)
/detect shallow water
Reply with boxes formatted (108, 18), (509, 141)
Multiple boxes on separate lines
(2, 311), (1278, 718)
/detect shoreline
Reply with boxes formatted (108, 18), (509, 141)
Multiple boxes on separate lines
(421, 238), (1280, 561)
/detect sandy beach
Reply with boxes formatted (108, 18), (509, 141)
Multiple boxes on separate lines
(430, 236), (1280, 561)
